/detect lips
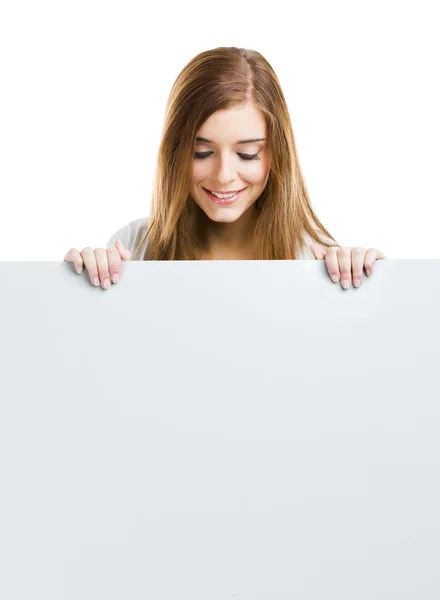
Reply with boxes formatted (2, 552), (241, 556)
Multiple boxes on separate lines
(203, 187), (246, 195)
(204, 187), (246, 205)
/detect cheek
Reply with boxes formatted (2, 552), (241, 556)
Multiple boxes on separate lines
(248, 164), (270, 188)
(191, 162), (209, 185)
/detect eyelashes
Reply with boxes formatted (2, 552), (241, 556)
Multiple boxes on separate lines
(193, 151), (261, 161)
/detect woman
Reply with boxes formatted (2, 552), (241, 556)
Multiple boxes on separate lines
(64, 46), (385, 290)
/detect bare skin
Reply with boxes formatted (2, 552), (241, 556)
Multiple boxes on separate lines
(197, 247), (255, 260)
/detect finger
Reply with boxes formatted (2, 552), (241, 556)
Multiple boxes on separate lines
(324, 246), (341, 283)
(115, 239), (132, 260)
(351, 247), (366, 288)
(337, 247), (352, 289)
(80, 247), (100, 286)
(364, 248), (386, 276)
(94, 248), (115, 289)
(308, 244), (326, 260)
(64, 248), (84, 274)
(106, 246), (122, 284)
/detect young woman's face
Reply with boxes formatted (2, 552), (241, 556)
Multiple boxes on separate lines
(190, 103), (271, 223)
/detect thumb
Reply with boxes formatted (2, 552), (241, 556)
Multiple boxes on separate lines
(309, 243), (326, 260)
(116, 239), (131, 258)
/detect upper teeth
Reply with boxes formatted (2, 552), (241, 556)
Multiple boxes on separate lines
(209, 190), (239, 199)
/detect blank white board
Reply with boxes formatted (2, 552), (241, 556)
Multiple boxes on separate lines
(0, 259), (439, 599)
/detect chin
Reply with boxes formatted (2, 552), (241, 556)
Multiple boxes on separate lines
(210, 214), (240, 223)
(205, 207), (242, 222)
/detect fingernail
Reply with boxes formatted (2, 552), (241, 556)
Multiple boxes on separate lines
(331, 274), (339, 282)
(354, 278), (360, 287)
(366, 269), (371, 277)
(77, 265), (83, 274)
(117, 239), (125, 248)
(342, 279), (350, 289)
(112, 274), (119, 284)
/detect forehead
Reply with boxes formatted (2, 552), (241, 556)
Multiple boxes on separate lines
(196, 103), (266, 143)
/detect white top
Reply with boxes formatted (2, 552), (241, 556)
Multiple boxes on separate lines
(106, 216), (332, 260)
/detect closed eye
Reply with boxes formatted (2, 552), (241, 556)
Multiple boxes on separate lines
(194, 151), (261, 161)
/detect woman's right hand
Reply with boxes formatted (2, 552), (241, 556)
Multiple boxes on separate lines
(64, 239), (132, 289)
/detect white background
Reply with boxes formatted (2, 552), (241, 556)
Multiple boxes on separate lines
(0, 0), (438, 261)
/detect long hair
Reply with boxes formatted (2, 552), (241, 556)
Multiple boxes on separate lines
(134, 46), (339, 260)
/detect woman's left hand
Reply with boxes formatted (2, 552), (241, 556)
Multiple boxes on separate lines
(309, 244), (387, 289)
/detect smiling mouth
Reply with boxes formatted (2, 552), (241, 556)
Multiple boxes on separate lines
(204, 187), (246, 195)
(203, 188), (246, 205)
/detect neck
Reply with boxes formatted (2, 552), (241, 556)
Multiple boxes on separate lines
(197, 205), (257, 253)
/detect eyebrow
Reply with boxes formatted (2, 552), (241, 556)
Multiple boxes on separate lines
(195, 136), (266, 144)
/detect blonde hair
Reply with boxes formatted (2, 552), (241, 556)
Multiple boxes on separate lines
(134, 46), (339, 260)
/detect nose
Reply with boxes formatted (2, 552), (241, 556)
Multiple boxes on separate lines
(211, 151), (237, 185)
